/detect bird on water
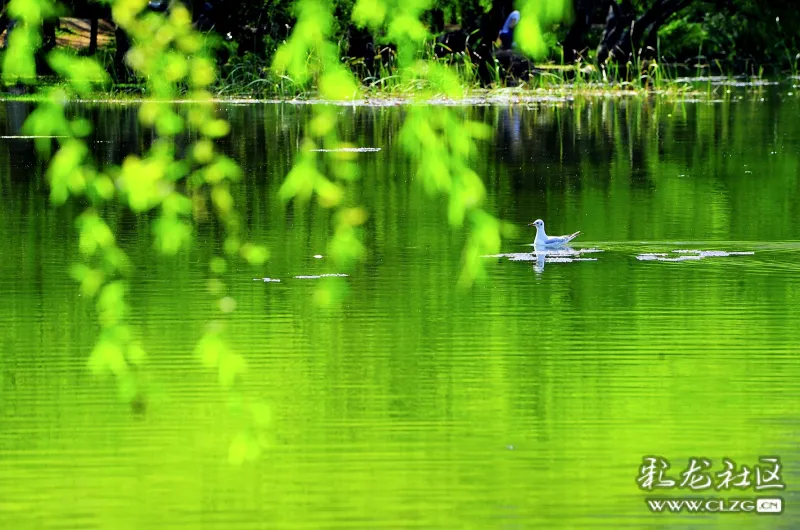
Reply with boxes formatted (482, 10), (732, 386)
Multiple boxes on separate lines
(528, 219), (581, 249)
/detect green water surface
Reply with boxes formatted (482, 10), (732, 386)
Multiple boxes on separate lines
(1, 88), (799, 528)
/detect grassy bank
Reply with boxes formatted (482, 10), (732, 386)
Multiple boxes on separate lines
(213, 48), (799, 100)
(1, 49), (797, 103)
(2, 74), (798, 104)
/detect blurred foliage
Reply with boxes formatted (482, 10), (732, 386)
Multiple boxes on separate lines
(273, 0), (358, 98)
(398, 105), (514, 286)
(1, 0), (567, 459)
(273, 0), (368, 307)
(656, 1), (800, 70)
(516, 0), (570, 60)
(1, 0), (60, 85)
(3, 0), (271, 462)
(347, 0), (550, 285)
(269, 0), (565, 291)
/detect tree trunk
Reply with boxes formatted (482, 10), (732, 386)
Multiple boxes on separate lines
(89, 17), (98, 54)
(114, 26), (130, 81)
(562, 0), (598, 63)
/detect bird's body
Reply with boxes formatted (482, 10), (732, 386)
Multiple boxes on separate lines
(529, 219), (580, 249)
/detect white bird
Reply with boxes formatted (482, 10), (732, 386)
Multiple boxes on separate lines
(528, 219), (581, 249)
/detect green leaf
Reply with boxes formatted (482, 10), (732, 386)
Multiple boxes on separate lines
(218, 352), (246, 388)
(118, 373), (140, 403)
(77, 211), (115, 256)
(161, 192), (193, 216)
(352, 0), (387, 28)
(516, 0), (569, 60)
(126, 342), (147, 366)
(48, 140), (90, 199)
(205, 156), (241, 183)
(88, 338), (127, 377)
(223, 237), (240, 255)
(309, 112), (337, 137)
(47, 50), (110, 95)
(22, 102), (71, 151)
(195, 332), (229, 368)
(313, 277), (348, 308)
(201, 119), (230, 138)
(103, 247), (132, 276)
(209, 257), (227, 274)
(118, 154), (169, 212)
(240, 244), (269, 266)
(319, 68), (358, 100)
(328, 224), (365, 268)
(163, 52), (188, 82)
(387, 14), (429, 44)
(228, 431), (261, 465)
(189, 56), (216, 87)
(70, 264), (105, 297)
(192, 139), (215, 164)
(210, 186), (233, 215)
(88, 175), (116, 201)
(2, 25), (40, 84)
(69, 118), (93, 138)
(153, 214), (192, 255)
(155, 109), (185, 137)
(8, 0), (59, 25)
(96, 281), (127, 327)
(314, 177), (343, 208)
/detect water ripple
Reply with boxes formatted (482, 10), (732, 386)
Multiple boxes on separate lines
(637, 250), (755, 262)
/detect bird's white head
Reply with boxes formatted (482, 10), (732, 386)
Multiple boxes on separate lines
(528, 219), (544, 230)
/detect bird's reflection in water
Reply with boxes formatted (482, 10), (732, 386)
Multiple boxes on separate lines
(483, 247), (603, 274)
(534, 250), (547, 273)
(532, 247), (596, 273)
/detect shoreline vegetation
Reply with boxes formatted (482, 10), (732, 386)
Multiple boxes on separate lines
(1, 5), (798, 102)
(0, 75), (796, 104)
(212, 67), (800, 102)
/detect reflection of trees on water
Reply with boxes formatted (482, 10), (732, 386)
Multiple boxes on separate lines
(0, 102), (40, 180)
(5, 101), (29, 137)
(2, 97), (799, 320)
(485, 96), (797, 199)
(488, 99), (662, 194)
(0, 102), (146, 183)
(498, 106), (523, 160)
(2, 96), (797, 231)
